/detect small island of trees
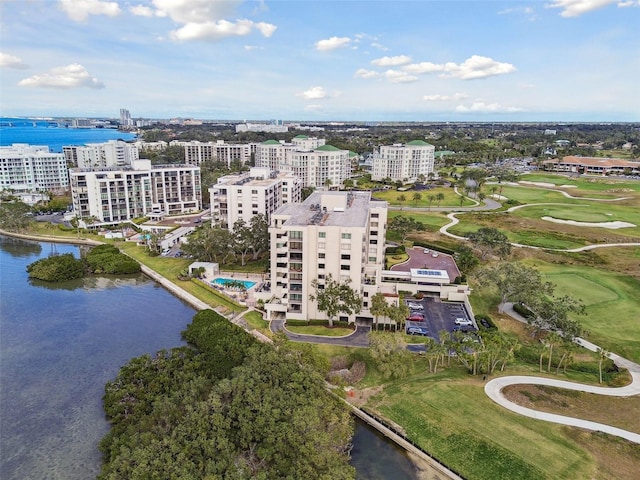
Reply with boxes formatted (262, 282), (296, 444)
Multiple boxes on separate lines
(26, 244), (140, 282)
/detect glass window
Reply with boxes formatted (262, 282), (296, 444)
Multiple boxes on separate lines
(318, 232), (326, 238)
(341, 233), (351, 239)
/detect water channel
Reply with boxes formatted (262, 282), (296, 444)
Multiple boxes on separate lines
(0, 235), (421, 479)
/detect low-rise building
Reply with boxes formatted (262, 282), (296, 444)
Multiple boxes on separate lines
(69, 159), (201, 225)
(542, 156), (640, 175)
(170, 140), (258, 167)
(209, 167), (302, 229)
(0, 143), (69, 194)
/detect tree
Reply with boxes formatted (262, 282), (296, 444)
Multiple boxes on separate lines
(249, 214), (269, 260)
(436, 192), (445, 207)
(386, 302), (410, 332)
(368, 334), (412, 379)
(0, 201), (33, 232)
(453, 245), (479, 275)
(397, 194), (406, 205)
(467, 227), (511, 260)
(369, 292), (389, 331)
(428, 194), (436, 209)
(324, 178), (333, 189)
(388, 215), (424, 243)
(310, 274), (362, 327)
(412, 192), (422, 205)
(343, 178), (354, 190)
(529, 295), (585, 340)
(478, 262), (552, 312)
(232, 219), (253, 266)
(597, 348), (609, 384)
(182, 226), (234, 263)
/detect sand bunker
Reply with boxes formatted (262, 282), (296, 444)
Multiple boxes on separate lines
(520, 181), (576, 188)
(541, 217), (636, 229)
(491, 194), (508, 200)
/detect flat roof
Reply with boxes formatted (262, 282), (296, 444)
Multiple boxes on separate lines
(275, 191), (375, 228)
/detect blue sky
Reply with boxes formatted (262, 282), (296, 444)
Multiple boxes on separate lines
(1, 0), (639, 121)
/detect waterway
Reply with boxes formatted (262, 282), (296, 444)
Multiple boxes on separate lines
(0, 236), (420, 480)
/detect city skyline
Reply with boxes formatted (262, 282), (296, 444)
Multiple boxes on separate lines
(1, 0), (639, 122)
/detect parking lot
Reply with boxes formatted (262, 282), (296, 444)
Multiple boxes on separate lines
(404, 296), (477, 341)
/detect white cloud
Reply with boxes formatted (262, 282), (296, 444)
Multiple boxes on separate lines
(498, 5), (538, 20)
(152, 0), (241, 23)
(170, 19), (276, 41)
(315, 36), (351, 51)
(545, 0), (629, 17)
(304, 104), (323, 112)
(384, 70), (419, 84)
(244, 45), (264, 51)
(403, 55), (516, 80)
(18, 64), (105, 89)
(371, 42), (389, 51)
(618, 0), (640, 6)
(0, 52), (29, 69)
(371, 55), (412, 67)
(297, 86), (327, 100)
(354, 68), (380, 79)
(58, 0), (120, 22)
(455, 101), (523, 113)
(130, 4), (155, 17)
(423, 93), (468, 101)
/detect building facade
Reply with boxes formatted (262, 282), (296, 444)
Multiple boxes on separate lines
(371, 140), (435, 182)
(209, 167), (302, 229)
(255, 136), (351, 188)
(171, 140), (258, 167)
(69, 159), (201, 225)
(63, 140), (139, 169)
(0, 144), (69, 193)
(542, 156), (640, 175)
(266, 191), (388, 322)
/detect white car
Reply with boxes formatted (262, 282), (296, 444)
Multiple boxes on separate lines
(454, 317), (473, 326)
(407, 302), (423, 310)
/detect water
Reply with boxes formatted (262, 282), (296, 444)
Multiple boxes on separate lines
(0, 117), (136, 153)
(212, 277), (257, 289)
(0, 236), (420, 480)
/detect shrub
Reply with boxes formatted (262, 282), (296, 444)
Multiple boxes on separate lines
(26, 253), (84, 282)
(414, 292), (424, 300)
(513, 302), (535, 319)
(475, 314), (497, 330)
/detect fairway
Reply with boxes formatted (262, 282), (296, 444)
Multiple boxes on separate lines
(545, 273), (619, 306)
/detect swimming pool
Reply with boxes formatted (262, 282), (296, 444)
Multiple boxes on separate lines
(211, 278), (257, 289)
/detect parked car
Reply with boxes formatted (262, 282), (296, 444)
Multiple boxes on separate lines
(407, 327), (428, 336)
(453, 325), (474, 333)
(407, 302), (423, 310)
(454, 317), (473, 326)
(409, 311), (424, 319)
(407, 315), (425, 321)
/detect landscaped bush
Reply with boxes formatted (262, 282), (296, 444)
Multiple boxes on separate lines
(475, 314), (497, 330)
(385, 245), (406, 255)
(513, 302), (535, 319)
(412, 241), (455, 255)
(414, 292), (424, 300)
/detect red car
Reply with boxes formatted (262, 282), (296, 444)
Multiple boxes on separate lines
(407, 314), (425, 321)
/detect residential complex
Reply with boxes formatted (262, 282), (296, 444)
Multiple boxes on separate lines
(371, 140), (435, 182)
(69, 159), (201, 225)
(235, 121), (288, 133)
(265, 191), (388, 322)
(209, 167), (303, 229)
(170, 140), (258, 167)
(63, 140), (139, 169)
(255, 136), (352, 188)
(542, 156), (640, 175)
(0, 144), (69, 193)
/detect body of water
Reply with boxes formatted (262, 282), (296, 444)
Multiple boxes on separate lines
(0, 236), (420, 480)
(0, 117), (136, 152)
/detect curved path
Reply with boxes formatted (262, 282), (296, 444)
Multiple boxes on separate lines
(270, 319), (371, 347)
(484, 342), (640, 443)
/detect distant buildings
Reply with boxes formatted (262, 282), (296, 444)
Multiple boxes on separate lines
(371, 140), (435, 182)
(209, 167), (303, 229)
(0, 144), (69, 193)
(236, 121), (288, 133)
(120, 108), (133, 127)
(542, 156), (640, 175)
(69, 159), (201, 225)
(265, 191), (388, 322)
(255, 135), (352, 188)
(63, 140), (139, 169)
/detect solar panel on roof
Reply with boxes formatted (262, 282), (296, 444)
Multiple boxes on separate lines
(416, 269), (442, 276)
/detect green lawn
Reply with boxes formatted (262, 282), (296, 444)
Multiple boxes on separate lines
(367, 372), (594, 480)
(527, 260), (640, 363)
(519, 173), (640, 194)
(373, 187), (475, 207)
(286, 325), (354, 336)
(388, 210), (451, 230)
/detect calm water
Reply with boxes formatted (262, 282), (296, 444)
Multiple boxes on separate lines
(0, 118), (136, 152)
(0, 236), (420, 480)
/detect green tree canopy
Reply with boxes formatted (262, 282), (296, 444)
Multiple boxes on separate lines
(467, 227), (511, 259)
(310, 274), (362, 327)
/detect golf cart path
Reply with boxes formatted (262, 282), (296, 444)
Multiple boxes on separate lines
(484, 335), (640, 443)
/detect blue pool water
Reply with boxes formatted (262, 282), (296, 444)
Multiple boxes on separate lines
(212, 278), (256, 289)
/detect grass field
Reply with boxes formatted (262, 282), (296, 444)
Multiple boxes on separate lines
(519, 172), (640, 193)
(387, 210), (451, 230)
(372, 187), (475, 207)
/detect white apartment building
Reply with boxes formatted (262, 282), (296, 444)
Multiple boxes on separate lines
(371, 140), (435, 182)
(170, 140), (258, 167)
(209, 167), (302, 229)
(0, 144), (69, 193)
(134, 140), (168, 151)
(266, 191), (388, 323)
(69, 159), (201, 225)
(120, 108), (133, 127)
(255, 136), (351, 188)
(63, 140), (139, 169)
(235, 122), (288, 133)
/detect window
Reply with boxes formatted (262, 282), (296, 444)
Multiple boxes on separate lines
(369, 239), (377, 244)
(341, 254), (350, 260)
(290, 231), (302, 239)
(340, 265), (350, 271)
(363, 292), (369, 297)
(318, 253), (325, 259)
(318, 242), (325, 249)
(318, 232), (326, 238)
(318, 263), (325, 269)
(368, 256), (377, 262)
(341, 233), (351, 239)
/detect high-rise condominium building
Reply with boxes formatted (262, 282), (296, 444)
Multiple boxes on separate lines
(120, 108), (133, 127)
(0, 144), (69, 193)
(63, 140), (139, 169)
(209, 167), (303, 229)
(170, 140), (258, 167)
(371, 140), (435, 182)
(255, 135), (351, 188)
(69, 159), (201, 225)
(266, 191), (387, 322)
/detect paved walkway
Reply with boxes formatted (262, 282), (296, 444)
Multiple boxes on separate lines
(485, 305), (640, 443)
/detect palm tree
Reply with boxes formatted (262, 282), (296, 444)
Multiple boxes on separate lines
(436, 192), (445, 207)
(412, 192), (422, 206)
(370, 293), (388, 331)
(597, 348), (609, 384)
(324, 178), (333, 190)
(428, 195), (436, 209)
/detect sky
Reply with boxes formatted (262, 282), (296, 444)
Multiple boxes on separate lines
(1, 0), (639, 122)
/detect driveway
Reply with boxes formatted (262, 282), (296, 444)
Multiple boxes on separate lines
(270, 319), (371, 347)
